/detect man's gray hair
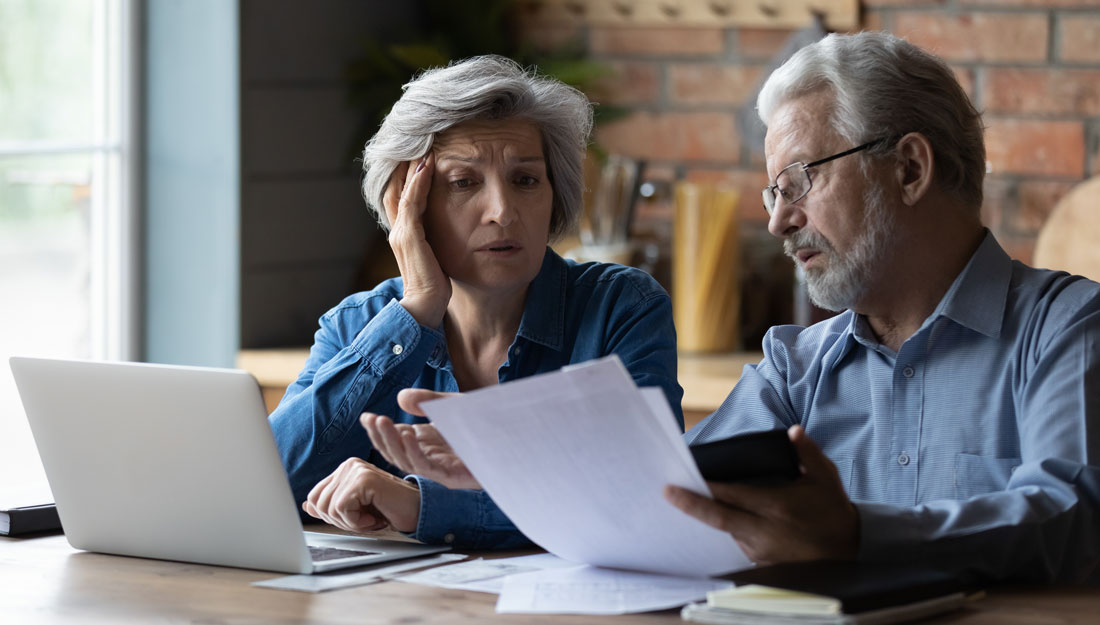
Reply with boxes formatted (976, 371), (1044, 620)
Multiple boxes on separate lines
(361, 55), (594, 238)
(757, 31), (986, 209)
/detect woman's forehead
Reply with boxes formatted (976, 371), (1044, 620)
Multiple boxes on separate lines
(434, 119), (543, 159)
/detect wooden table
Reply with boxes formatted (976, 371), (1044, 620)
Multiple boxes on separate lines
(3, 532), (1098, 624)
(236, 349), (762, 431)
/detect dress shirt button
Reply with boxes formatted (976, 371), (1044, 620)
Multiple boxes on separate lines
(898, 452), (911, 466)
(902, 365), (915, 378)
(392, 344), (404, 355)
(513, 346), (521, 356)
(443, 533), (455, 544)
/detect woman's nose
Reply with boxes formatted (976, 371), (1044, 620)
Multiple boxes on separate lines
(483, 182), (517, 227)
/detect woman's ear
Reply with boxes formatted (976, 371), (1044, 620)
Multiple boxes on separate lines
(894, 132), (935, 206)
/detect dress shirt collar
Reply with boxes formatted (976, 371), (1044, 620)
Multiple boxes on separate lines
(832, 229), (1012, 369)
(514, 247), (567, 351)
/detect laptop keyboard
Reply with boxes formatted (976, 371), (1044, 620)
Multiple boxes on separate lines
(308, 545), (381, 562)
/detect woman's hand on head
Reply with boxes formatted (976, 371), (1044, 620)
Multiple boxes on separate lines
(383, 153), (451, 328)
(302, 458), (421, 534)
(360, 388), (482, 490)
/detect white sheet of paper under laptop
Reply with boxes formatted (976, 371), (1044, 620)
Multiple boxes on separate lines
(421, 356), (751, 578)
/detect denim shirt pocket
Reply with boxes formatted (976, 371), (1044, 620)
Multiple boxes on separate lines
(954, 453), (1021, 500)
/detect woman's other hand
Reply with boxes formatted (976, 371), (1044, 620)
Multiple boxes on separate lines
(383, 153), (451, 327)
(360, 388), (482, 490)
(302, 458), (421, 534)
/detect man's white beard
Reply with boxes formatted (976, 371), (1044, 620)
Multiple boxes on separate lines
(783, 182), (894, 312)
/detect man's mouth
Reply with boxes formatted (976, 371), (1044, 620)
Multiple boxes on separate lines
(796, 249), (820, 264)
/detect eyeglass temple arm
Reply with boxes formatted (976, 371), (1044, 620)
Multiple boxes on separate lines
(804, 139), (884, 169)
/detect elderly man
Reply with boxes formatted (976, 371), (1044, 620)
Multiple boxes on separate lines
(345, 31), (1098, 584)
(663, 31), (1099, 583)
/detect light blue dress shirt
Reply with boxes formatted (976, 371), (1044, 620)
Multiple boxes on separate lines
(269, 248), (684, 548)
(687, 232), (1100, 583)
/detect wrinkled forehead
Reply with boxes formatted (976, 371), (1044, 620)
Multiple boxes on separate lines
(433, 118), (544, 159)
(763, 93), (841, 177)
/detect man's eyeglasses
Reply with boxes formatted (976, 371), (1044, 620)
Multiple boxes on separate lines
(761, 139), (884, 215)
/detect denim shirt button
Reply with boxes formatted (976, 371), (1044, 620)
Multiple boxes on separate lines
(443, 532), (455, 544)
(392, 344), (404, 355)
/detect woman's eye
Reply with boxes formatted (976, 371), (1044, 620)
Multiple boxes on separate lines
(450, 178), (474, 189)
(515, 175), (539, 187)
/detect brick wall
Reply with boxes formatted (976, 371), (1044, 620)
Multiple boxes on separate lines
(521, 1), (1100, 340)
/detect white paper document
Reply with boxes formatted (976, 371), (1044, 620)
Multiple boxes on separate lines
(496, 565), (734, 614)
(421, 356), (751, 577)
(396, 553), (575, 594)
(251, 553), (466, 593)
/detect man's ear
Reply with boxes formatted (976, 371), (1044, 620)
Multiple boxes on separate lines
(894, 132), (935, 206)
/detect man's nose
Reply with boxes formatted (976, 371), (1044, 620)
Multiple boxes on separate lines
(767, 193), (806, 239)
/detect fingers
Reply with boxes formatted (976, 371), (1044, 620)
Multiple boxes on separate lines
(302, 458), (421, 534)
(382, 161), (410, 227)
(397, 388), (458, 416)
(395, 152), (434, 227)
(665, 485), (755, 536)
(361, 413), (413, 471)
(787, 425), (837, 480)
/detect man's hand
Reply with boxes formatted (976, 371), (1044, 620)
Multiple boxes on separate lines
(665, 425), (859, 565)
(360, 388), (482, 490)
(303, 458), (421, 534)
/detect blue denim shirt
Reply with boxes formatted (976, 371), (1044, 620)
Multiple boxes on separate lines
(688, 232), (1100, 583)
(269, 247), (683, 548)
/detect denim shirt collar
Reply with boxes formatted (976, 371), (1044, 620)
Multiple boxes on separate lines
(833, 229), (1012, 369)
(514, 247), (567, 351)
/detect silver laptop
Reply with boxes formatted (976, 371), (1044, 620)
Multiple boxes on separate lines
(8, 356), (449, 574)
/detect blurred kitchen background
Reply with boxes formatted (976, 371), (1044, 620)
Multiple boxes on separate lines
(3, 0), (1100, 493)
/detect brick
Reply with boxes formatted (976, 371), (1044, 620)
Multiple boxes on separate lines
(596, 112), (740, 162)
(980, 176), (1011, 231)
(669, 64), (764, 106)
(984, 68), (1100, 115)
(1061, 16), (1100, 64)
(861, 9), (886, 33)
(590, 26), (725, 56)
(736, 28), (792, 59)
(515, 19), (584, 53)
(894, 12), (1048, 63)
(685, 168), (771, 223)
(952, 65), (976, 101)
(589, 61), (660, 106)
(984, 119), (1085, 177)
(1089, 122), (1100, 176)
(1015, 180), (1078, 232)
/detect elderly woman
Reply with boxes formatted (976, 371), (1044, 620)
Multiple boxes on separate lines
(268, 55), (682, 549)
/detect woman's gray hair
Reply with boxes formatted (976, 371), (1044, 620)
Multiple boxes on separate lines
(361, 55), (594, 238)
(757, 31), (986, 210)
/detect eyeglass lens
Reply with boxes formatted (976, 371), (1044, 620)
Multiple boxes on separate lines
(763, 165), (811, 214)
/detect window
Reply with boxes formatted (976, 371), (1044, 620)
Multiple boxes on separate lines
(0, 0), (136, 501)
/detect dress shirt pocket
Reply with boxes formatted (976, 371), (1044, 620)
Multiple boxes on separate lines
(954, 453), (1020, 500)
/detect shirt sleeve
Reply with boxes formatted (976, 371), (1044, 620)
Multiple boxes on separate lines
(605, 285), (686, 431)
(404, 475), (534, 549)
(857, 300), (1100, 583)
(268, 299), (445, 505)
(685, 325), (802, 444)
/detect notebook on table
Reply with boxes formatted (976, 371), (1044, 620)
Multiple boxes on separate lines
(8, 357), (448, 574)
